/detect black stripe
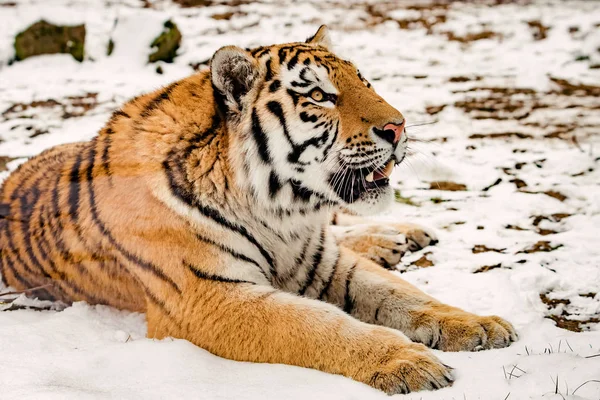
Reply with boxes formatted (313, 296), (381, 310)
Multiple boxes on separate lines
(251, 108), (271, 163)
(300, 112), (318, 123)
(287, 52), (300, 70)
(250, 46), (269, 58)
(138, 281), (179, 326)
(0, 202), (9, 219)
(3, 186), (44, 283)
(194, 203), (276, 278)
(265, 59), (273, 82)
(68, 153), (83, 223)
(286, 89), (301, 106)
(48, 173), (107, 304)
(195, 233), (268, 280)
(0, 243), (6, 286)
(269, 80), (281, 93)
(20, 175), (52, 280)
(321, 120), (338, 160)
(85, 144), (182, 294)
(317, 250), (339, 300)
(101, 132), (112, 179)
(188, 264), (255, 284)
(140, 81), (179, 118)
(110, 109), (130, 122)
(331, 212), (338, 225)
(343, 262), (357, 313)
(268, 170), (282, 198)
(278, 231), (313, 284)
(163, 146), (277, 278)
(291, 80), (311, 88)
(298, 228), (326, 295)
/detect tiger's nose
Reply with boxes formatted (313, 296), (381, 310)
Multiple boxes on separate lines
(373, 120), (405, 145)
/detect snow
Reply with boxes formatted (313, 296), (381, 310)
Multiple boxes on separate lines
(1, 0), (599, 399)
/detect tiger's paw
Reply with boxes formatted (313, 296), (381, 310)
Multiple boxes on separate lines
(334, 223), (438, 269)
(411, 307), (518, 352)
(364, 342), (454, 394)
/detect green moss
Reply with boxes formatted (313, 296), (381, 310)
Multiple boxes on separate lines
(148, 20), (182, 63)
(14, 20), (85, 62)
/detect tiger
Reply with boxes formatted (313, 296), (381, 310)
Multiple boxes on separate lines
(0, 26), (516, 394)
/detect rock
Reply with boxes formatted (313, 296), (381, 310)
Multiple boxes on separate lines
(14, 20), (85, 62)
(149, 20), (181, 63)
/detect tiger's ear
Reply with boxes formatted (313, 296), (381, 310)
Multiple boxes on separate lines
(210, 46), (259, 113)
(306, 25), (332, 49)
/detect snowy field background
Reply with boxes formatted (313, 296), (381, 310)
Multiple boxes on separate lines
(0, 0), (599, 399)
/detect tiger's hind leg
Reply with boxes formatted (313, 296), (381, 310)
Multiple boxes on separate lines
(331, 212), (438, 269)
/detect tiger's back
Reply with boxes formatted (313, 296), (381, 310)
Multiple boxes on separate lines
(0, 140), (146, 311)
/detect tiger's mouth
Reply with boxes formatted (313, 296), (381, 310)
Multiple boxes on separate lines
(329, 156), (398, 203)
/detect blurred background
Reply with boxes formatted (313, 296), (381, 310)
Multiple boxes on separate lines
(0, 1), (599, 399)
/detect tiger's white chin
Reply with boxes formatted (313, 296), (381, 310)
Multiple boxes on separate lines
(343, 185), (394, 216)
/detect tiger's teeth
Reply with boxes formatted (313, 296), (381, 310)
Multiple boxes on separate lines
(383, 159), (394, 178)
(365, 172), (374, 182)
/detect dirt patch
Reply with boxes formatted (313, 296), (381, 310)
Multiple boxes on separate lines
(518, 241), (563, 254)
(472, 245), (505, 254)
(510, 178), (527, 189)
(448, 76), (482, 83)
(469, 132), (533, 139)
(412, 254), (434, 268)
(549, 77), (600, 97)
(543, 191), (568, 202)
(527, 20), (550, 40)
(429, 181), (467, 191)
(211, 11), (246, 20)
(0, 156), (16, 172)
(444, 30), (500, 43)
(172, 0), (213, 6)
(2, 92), (99, 121)
(541, 293), (600, 332)
(532, 213), (571, 226)
(474, 263), (502, 273)
(540, 293), (570, 308)
(425, 104), (446, 115)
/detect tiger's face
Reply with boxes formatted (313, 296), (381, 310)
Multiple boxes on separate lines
(211, 26), (407, 215)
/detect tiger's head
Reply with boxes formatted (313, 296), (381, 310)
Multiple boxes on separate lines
(211, 26), (407, 216)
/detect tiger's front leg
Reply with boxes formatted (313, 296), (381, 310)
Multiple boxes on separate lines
(145, 265), (453, 395)
(316, 247), (517, 351)
(331, 212), (438, 269)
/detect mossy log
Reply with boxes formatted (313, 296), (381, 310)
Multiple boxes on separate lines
(14, 20), (85, 62)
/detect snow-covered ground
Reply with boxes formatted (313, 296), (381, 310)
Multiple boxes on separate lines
(1, 0), (599, 399)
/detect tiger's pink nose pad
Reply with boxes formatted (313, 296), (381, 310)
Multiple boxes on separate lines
(383, 121), (405, 145)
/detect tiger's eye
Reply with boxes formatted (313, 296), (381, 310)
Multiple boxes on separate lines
(311, 89), (324, 102)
